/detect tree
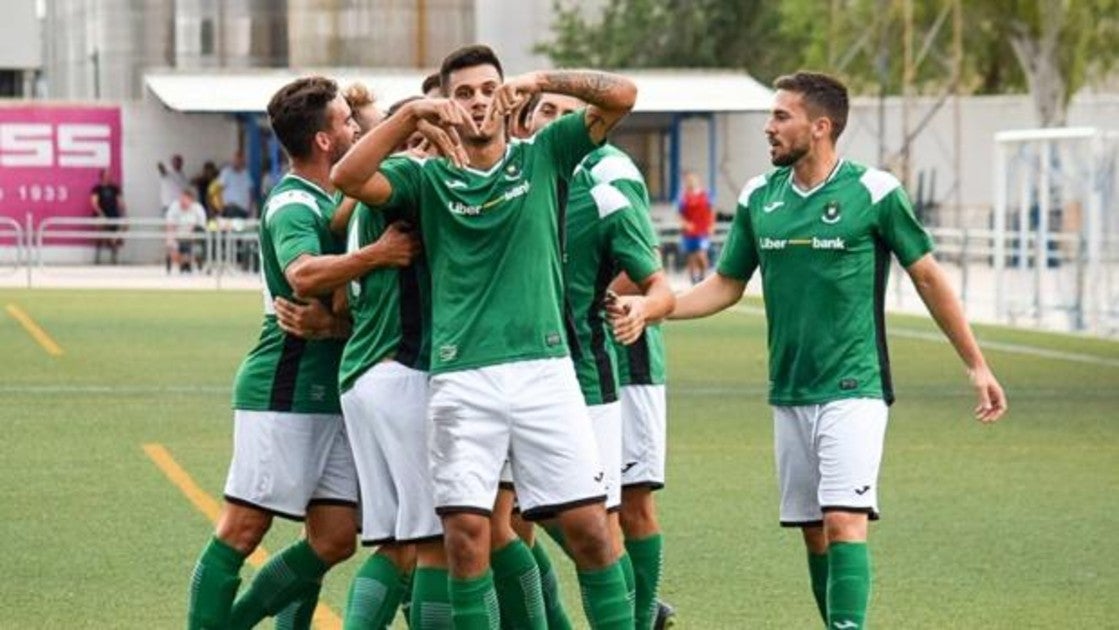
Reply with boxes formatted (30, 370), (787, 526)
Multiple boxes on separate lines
(536, 0), (1119, 126)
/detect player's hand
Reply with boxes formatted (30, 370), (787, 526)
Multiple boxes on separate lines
(365, 221), (421, 268)
(416, 118), (469, 168)
(274, 296), (337, 340)
(411, 99), (476, 168)
(607, 293), (649, 346)
(968, 365), (1007, 423)
(491, 72), (542, 124)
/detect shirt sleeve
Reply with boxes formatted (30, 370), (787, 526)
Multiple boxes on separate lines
(372, 155), (423, 220)
(716, 194), (759, 282)
(535, 109), (600, 181)
(268, 203), (324, 271)
(876, 187), (934, 267)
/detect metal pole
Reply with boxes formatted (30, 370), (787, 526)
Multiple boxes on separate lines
(1036, 140), (1051, 328)
(952, 0), (963, 229)
(901, 0), (914, 189)
(993, 142), (1007, 321)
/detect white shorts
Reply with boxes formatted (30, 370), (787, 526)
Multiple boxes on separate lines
(428, 357), (606, 520)
(223, 410), (358, 520)
(774, 398), (888, 526)
(620, 384), (667, 489)
(589, 402), (623, 510)
(341, 361), (441, 545)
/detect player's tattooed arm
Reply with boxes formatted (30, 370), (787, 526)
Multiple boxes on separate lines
(538, 71), (637, 143)
(333, 99), (475, 204)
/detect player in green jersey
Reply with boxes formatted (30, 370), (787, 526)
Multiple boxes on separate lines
(333, 45), (638, 630)
(670, 71), (1007, 629)
(492, 92), (677, 630)
(186, 76), (420, 630)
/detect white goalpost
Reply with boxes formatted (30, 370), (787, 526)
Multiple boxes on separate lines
(992, 127), (1119, 335)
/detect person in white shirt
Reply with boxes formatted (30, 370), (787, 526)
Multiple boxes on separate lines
(158, 154), (191, 209)
(165, 188), (208, 273)
(217, 151), (255, 217)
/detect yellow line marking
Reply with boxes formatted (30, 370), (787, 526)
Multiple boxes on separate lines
(142, 443), (343, 629)
(6, 303), (64, 356)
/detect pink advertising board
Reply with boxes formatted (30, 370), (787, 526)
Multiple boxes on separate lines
(0, 105), (123, 234)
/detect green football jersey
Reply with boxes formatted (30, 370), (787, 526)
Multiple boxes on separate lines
(376, 111), (597, 375)
(616, 323), (666, 387)
(565, 145), (662, 405)
(718, 160), (934, 406)
(337, 202), (431, 394)
(232, 173), (346, 414)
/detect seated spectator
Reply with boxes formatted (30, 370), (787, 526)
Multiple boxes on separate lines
(165, 188), (208, 273)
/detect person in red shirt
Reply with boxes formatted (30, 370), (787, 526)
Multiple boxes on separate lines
(678, 170), (714, 284)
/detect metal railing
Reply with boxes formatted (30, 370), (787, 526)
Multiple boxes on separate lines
(5, 216), (1118, 337)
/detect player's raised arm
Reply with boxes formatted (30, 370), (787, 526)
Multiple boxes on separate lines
(905, 253), (1007, 423)
(332, 98), (474, 204)
(493, 71), (636, 145)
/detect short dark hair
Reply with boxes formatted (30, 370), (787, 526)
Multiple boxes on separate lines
(773, 71), (849, 141)
(421, 72), (441, 95)
(386, 95), (423, 119)
(267, 76), (339, 160)
(439, 44), (503, 96)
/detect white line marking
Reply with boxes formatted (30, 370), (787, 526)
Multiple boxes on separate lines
(729, 305), (1119, 368)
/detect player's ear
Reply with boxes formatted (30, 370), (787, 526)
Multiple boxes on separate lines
(812, 116), (832, 142)
(313, 130), (330, 154)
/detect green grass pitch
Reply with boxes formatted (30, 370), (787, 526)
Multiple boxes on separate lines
(1, 288), (1116, 628)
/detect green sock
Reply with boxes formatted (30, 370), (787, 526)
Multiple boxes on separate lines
(827, 542), (871, 630)
(400, 570), (415, 627)
(576, 561), (634, 630)
(187, 536), (246, 630)
(618, 552), (636, 612)
(807, 551), (829, 624)
(530, 542), (572, 630)
(343, 553), (407, 629)
(491, 539), (546, 629)
(410, 566), (452, 629)
(228, 539), (328, 629)
(625, 534), (663, 630)
(449, 571), (500, 630)
(274, 581), (321, 630)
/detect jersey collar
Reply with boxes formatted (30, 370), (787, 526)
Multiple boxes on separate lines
(461, 144), (514, 177)
(283, 172), (334, 201)
(788, 158), (845, 198)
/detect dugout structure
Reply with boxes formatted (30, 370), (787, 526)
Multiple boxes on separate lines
(992, 127), (1119, 335)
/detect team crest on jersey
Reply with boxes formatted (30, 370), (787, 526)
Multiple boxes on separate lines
(821, 201), (842, 224)
(503, 162), (522, 181)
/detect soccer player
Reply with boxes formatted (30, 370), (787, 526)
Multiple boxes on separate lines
(529, 92), (677, 630)
(332, 44), (638, 629)
(186, 75), (420, 630)
(670, 71), (1007, 630)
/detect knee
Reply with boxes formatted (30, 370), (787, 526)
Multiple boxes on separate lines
(215, 507), (270, 555)
(309, 531), (356, 565)
(378, 543), (417, 573)
(443, 513), (490, 573)
(823, 511), (868, 544)
(558, 505), (614, 569)
(619, 491), (658, 538)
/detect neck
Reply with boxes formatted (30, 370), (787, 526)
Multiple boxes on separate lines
(465, 137), (507, 171)
(290, 159), (334, 194)
(791, 144), (839, 191)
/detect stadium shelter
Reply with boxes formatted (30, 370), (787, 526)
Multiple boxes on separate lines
(145, 69), (773, 209)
